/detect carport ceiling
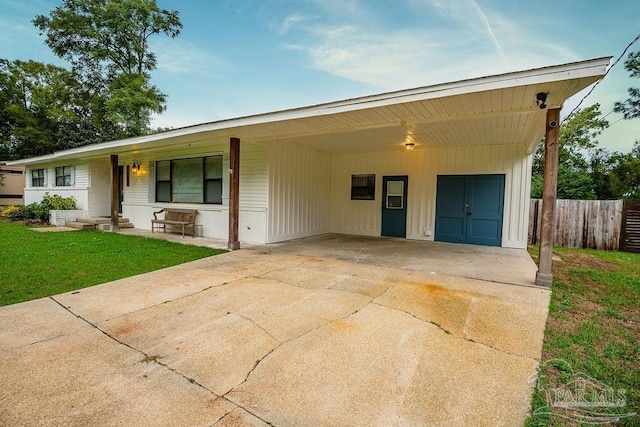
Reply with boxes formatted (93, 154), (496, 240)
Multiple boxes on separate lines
(266, 101), (546, 155)
(201, 58), (609, 155)
(243, 76), (602, 155)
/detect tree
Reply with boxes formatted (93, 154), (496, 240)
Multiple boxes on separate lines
(531, 104), (608, 199)
(590, 142), (640, 199)
(0, 59), (124, 160)
(614, 51), (640, 119)
(532, 104), (609, 174)
(1, 60), (69, 159)
(33, 0), (182, 136)
(531, 164), (596, 200)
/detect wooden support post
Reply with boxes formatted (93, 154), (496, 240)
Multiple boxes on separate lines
(536, 108), (561, 287)
(228, 137), (240, 250)
(110, 154), (120, 231)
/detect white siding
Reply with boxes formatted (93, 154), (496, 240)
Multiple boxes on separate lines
(24, 163), (90, 211)
(329, 145), (532, 248)
(120, 141), (268, 244)
(267, 141), (331, 243)
(240, 143), (268, 209)
(74, 164), (89, 187)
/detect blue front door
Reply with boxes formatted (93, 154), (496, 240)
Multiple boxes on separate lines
(435, 174), (504, 247)
(381, 175), (408, 238)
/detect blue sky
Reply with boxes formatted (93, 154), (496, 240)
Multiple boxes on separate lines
(1, 0), (639, 152)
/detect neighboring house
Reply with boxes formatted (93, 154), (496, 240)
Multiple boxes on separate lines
(0, 163), (25, 206)
(9, 58), (609, 249)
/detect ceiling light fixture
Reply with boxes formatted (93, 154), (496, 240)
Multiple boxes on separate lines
(405, 142), (415, 151)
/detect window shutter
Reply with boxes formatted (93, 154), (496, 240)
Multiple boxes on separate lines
(147, 161), (155, 202)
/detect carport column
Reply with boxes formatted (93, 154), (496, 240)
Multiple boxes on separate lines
(535, 108), (561, 287)
(110, 154), (120, 231)
(228, 137), (240, 250)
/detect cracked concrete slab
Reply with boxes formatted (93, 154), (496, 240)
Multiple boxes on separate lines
(0, 298), (93, 351)
(0, 238), (549, 426)
(0, 322), (236, 426)
(265, 257), (412, 298)
(183, 250), (314, 277)
(54, 264), (242, 324)
(374, 273), (550, 358)
(227, 303), (538, 426)
(214, 407), (271, 426)
(100, 277), (373, 396)
(260, 234), (539, 286)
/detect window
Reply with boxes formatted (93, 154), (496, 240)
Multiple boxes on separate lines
(351, 174), (375, 200)
(156, 161), (171, 202)
(204, 156), (223, 204)
(386, 180), (404, 209)
(55, 166), (72, 186)
(155, 155), (223, 204)
(31, 169), (45, 187)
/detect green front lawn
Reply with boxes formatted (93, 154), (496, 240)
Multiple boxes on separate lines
(526, 246), (640, 426)
(0, 221), (224, 306)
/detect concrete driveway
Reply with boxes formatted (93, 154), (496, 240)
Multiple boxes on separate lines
(0, 238), (550, 426)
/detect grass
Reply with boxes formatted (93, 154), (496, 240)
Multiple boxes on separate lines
(0, 221), (225, 306)
(526, 245), (640, 427)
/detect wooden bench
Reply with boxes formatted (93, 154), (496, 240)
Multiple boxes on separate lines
(151, 208), (198, 238)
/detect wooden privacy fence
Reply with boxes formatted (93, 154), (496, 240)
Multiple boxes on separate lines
(528, 199), (623, 250)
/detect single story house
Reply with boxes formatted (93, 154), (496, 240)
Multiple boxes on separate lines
(10, 57), (609, 251)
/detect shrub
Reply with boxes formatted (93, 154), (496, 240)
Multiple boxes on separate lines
(0, 205), (26, 221)
(41, 193), (77, 210)
(23, 193), (78, 223)
(24, 202), (50, 223)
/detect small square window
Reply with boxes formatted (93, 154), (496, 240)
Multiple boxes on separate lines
(55, 166), (72, 186)
(31, 169), (45, 187)
(351, 174), (375, 200)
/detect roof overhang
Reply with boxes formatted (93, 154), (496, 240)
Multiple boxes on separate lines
(9, 57), (611, 166)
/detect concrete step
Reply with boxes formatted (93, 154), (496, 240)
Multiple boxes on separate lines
(96, 222), (134, 231)
(76, 217), (131, 225)
(66, 221), (97, 230)
(76, 217), (109, 224)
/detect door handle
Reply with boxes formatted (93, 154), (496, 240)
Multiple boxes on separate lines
(467, 212), (472, 216)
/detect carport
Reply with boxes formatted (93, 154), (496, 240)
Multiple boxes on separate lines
(11, 58), (611, 289)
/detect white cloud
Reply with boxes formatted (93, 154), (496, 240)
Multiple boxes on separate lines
(310, 0), (372, 22)
(152, 38), (229, 78)
(469, 0), (509, 67)
(274, 0), (579, 90)
(0, 18), (39, 43)
(299, 25), (451, 88)
(276, 13), (315, 34)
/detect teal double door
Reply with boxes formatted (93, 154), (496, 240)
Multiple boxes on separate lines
(434, 174), (505, 247)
